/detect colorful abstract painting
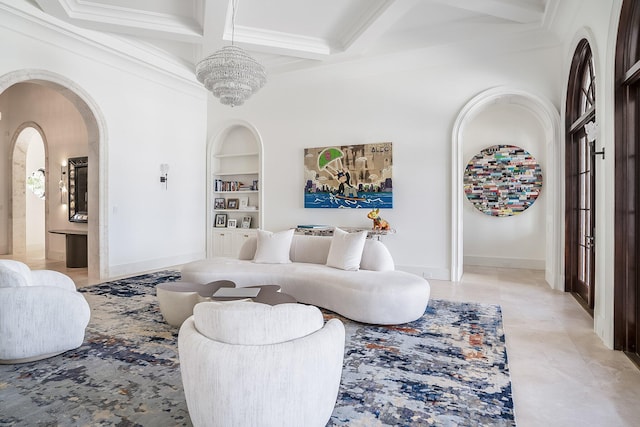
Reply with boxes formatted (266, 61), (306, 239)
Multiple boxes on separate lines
(464, 144), (543, 217)
(304, 143), (393, 209)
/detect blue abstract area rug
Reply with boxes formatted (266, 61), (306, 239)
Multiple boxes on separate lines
(0, 271), (515, 426)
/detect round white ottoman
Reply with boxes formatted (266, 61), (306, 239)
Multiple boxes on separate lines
(156, 280), (234, 327)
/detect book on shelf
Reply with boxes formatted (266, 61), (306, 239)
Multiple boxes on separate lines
(297, 225), (332, 229)
(214, 179), (258, 192)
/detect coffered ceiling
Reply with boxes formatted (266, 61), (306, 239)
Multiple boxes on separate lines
(32, 0), (559, 74)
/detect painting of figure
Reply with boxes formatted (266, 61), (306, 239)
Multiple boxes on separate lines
(304, 142), (393, 209)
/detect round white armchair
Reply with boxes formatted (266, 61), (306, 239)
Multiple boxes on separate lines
(178, 301), (345, 427)
(0, 260), (91, 364)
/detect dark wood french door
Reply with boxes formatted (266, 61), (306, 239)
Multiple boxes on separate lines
(566, 129), (596, 310)
(566, 40), (596, 312)
(615, 0), (640, 361)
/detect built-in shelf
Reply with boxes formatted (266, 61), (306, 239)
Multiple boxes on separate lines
(208, 123), (263, 258)
(215, 190), (259, 194)
(214, 152), (260, 159)
(214, 209), (259, 213)
(214, 171), (260, 176)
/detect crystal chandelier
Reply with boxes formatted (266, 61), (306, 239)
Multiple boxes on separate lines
(196, 1), (266, 107)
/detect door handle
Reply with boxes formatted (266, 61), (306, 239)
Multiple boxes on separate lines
(585, 235), (594, 248)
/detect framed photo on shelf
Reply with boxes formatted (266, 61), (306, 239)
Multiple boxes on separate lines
(214, 198), (226, 209)
(215, 213), (227, 228)
(241, 216), (252, 229)
(227, 219), (237, 228)
(239, 196), (249, 209)
(227, 198), (239, 209)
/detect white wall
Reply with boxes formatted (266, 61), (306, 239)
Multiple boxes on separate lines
(205, 45), (562, 280)
(555, 0), (620, 347)
(0, 83), (10, 254)
(462, 104), (547, 269)
(0, 2), (208, 278)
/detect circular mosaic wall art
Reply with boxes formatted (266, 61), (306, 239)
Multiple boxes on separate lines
(463, 144), (543, 217)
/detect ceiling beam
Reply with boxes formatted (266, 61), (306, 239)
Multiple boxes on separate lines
(234, 26), (330, 60)
(427, 0), (544, 24)
(200, 0), (229, 55)
(33, 0), (69, 19)
(340, 0), (419, 55)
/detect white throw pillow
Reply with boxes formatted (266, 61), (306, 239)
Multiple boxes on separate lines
(326, 228), (368, 271)
(360, 239), (395, 271)
(253, 229), (294, 264)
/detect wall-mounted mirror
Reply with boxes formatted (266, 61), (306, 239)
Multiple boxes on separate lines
(68, 156), (88, 223)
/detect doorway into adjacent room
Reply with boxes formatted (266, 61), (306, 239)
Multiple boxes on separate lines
(565, 39), (596, 313)
(451, 87), (560, 287)
(0, 69), (106, 281)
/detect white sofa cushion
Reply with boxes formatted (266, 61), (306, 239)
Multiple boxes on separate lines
(326, 228), (367, 271)
(193, 301), (324, 345)
(290, 234), (333, 264)
(253, 229), (294, 264)
(360, 239), (395, 272)
(240, 234), (395, 272)
(238, 237), (258, 260)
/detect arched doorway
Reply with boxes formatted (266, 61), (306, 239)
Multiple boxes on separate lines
(12, 124), (47, 258)
(0, 70), (108, 280)
(451, 87), (561, 287)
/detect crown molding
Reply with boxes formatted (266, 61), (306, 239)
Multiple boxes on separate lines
(1, 1), (203, 92)
(36, 0), (203, 42)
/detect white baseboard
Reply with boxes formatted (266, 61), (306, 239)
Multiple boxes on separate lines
(108, 251), (205, 280)
(395, 265), (450, 281)
(464, 255), (544, 270)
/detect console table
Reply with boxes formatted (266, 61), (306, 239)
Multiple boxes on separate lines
(294, 226), (396, 240)
(48, 229), (88, 268)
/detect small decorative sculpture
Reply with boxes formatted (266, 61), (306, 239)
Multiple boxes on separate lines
(367, 208), (391, 230)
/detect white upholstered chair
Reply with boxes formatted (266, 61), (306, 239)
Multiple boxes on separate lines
(178, 301), (345, 427)
(0, 260), (91, 364)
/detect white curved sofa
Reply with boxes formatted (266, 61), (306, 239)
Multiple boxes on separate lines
(181, 233), (430, 324)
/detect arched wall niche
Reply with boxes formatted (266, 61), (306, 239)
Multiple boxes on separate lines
(451, 86), (562, 288)
(206, 119), (264, 257)
(10, 122), (48, 256)
(0, 69), (108, 280)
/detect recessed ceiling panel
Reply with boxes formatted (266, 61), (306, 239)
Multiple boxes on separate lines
(394, 1), (481, 32)
(235, 0), (381, 40)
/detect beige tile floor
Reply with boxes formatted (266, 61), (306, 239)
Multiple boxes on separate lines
(5, 254), (640, 426)
(431, 265), (640, 427)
